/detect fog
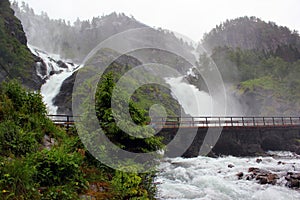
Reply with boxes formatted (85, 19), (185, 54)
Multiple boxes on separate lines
(13, 0), (300, 42)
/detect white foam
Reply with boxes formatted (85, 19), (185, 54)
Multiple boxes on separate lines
(156, 155), (300, 199)
(165, 76), (214, 116)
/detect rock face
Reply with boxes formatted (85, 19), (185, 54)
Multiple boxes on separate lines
(53, 50), (143, 114)
(0, 0), (42, 89)
(159, 126), (300, 158)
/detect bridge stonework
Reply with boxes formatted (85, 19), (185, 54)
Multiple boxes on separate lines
(158, 126), (300, 158)
(48, 115), (300, 157)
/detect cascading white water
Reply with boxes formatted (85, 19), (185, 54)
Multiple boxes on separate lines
(166, 76), (214, 116)
(40, 71), (74, 114)
(156, 152), (300, 200)
(29, 45), (79, 114)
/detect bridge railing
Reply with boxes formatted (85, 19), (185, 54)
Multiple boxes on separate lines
(48, 115), (300, 129)
(149, 116), (300, 128)
(48, 115), (81, 130)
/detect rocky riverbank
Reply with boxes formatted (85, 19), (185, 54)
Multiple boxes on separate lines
(235, 156), (300, 189)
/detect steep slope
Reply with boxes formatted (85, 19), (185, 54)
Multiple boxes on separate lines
(197, 17), (300, 116)
(201, 16), (300, 60)
(12, 2), (194, 63)
(0, 0), (42, 89)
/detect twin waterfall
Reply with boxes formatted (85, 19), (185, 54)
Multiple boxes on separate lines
(30, 47), (300, 200)
(30, 46), (218, 117)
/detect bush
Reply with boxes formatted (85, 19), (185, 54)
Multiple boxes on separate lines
(111, 171), (149, 200)
(27, 148), (88, 191)
(0, 120), (38, 157)
(0, 158), (40, 200)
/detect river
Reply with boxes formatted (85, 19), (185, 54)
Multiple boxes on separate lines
(156, 152), (300, 199)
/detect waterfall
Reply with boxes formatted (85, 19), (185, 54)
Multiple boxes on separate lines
(165, 76), (214, 116)
(29, 45), (79, 114)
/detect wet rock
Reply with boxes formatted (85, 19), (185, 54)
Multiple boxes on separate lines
(228, 164), (235, 168)
(49, 70), (63, 76)
(285, 172), (300, 188)
(267, 173), (279, 185)
(257, 176), (268, 184)
(245, 174), (255, 180)
(287, 179), (300, 188)
(236, 172), (244, 179)
(248, 167), (260, 173)
(246, 167), (279, 185)
(42, 134), (56, 150)
(57, 60), (69, 69)
(278, 161), (286, 165)
(256, 158), (262, 163)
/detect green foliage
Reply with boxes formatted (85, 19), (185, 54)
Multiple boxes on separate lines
(0, 81), (65, 157)
(202, 16), (300, 55)
(95, 72), (164, 153)
(206, 45), (300, 115)
(27, 148), (85, 187)
(0, 158), (40, 200)
(0, 121), (38, 157)
(0, 81), (90, 199)
(40, 185), (79, 200)
(111, 171), (149, 200)
(0, 80), (46, 116)
(0, 0), (38, 88)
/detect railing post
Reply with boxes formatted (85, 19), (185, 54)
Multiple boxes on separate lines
(205, 117), (208, 127)
(281, 117), (284, 126)
(272, 117), (275, 126)
(290, 117), (293, 125)
(192, 117), (194, 127)
(66, 115), (70, 132)
(263, 117), (265, 126)
(231, 117), (233, 126)
(242, 117), (244, 126)
(253, 117), (255, 126)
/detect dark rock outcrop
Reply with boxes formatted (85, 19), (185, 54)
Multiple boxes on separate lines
(0, 0), (42, 89)
(241, 167), (300, 189)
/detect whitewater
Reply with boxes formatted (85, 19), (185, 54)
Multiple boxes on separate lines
(159, 76), (300, 199)
(156, 152), (300, 200)
(29, 45), (79, 114)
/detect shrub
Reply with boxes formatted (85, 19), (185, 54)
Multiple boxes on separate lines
(27, 148), (88, 192)
(0, 120), (38, 157)
(0, 158), (40, 200)
(111, 170), (149, 200)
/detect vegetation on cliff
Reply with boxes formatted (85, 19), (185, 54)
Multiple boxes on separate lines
(12, 1), (193, 63)
(0, 80), (160, 199)
(196, 46), (300, 115)
(202, 16), (300, 54)
(0, 0), (41, 89)
(194, 17), (300, 116)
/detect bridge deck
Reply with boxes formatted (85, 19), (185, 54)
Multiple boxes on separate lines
(48, 115), (300, 129)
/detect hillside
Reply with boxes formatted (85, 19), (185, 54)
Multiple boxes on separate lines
(201, 16), (300, 60)
(12, 2), (194, 63)
(0, 0), (42, 89)
(196, 17), (300, 116)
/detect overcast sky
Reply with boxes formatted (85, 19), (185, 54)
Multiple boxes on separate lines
(14, 0), (300, 42)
